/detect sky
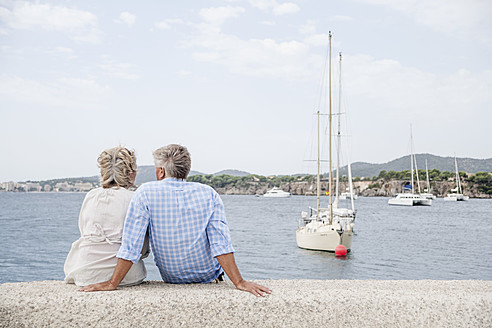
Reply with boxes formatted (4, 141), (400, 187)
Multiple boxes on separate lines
(1, 0), (491, 182)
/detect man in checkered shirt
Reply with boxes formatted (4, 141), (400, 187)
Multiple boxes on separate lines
(80, 144), (271, 297)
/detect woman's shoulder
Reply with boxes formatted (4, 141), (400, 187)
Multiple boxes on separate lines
(85, 187), (103, 197)
(85, 186), (133, 198)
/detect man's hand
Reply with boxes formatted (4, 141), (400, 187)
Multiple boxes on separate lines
(215, 252), (272, 297)
(78, 280), (117, 292)
(236, 280), (272, 297)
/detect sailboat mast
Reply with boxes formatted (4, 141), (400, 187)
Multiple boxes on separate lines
(335, 52), (342, 204)
(410, 125), (414, 194)
(328, 31), (333, 223)
(414, 153), (421, 193)
(426, 159), (431, 193)
(455, 156), (462, 193)
(316, 111), (320, 216)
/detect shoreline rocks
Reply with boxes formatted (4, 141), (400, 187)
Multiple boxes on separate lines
(214, 180), (491, 198)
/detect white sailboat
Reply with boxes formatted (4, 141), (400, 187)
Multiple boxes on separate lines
(420, 159), (436, 200)
(296, 33), (355, 252)
(263, 187), (291, 198)
(388, 127), (432, 206)
(444, 157), (469, 201)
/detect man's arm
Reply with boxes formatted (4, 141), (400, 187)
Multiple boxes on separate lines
(216, 253), (271, 297)
(79, 258), (133, 292)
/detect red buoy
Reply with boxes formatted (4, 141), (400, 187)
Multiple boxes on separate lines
(335, 245), (347, 256)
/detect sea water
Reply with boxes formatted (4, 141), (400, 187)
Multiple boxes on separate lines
(0, 193), (491, 283)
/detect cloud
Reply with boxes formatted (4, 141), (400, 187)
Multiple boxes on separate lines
(114, 12), (136, 27)
(358, 0), (492, 45)
(154, 18), (184, 30)
(0, 74), (109, 108)
(273, 2), (299, 15)
(188, 29), (314, 81)
(299, 20), (317, 34)
(304, 33), (329, 47)
(177, 70), (192, 79)
(330, 15), (353, 22)
(342, 54), (492, 120)
(47, 46), (77, 59)
(248, 1), (300, 16)
(199, 5), (245, 25)
(99, 56), (140, 80)
(184, 8), (330, 81)
(0, 1), (101, 43)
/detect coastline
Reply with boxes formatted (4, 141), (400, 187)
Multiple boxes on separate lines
(1, 280), (490, 327)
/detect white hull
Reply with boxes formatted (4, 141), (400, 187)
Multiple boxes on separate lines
(263, 187), (291, 198)
(339, 192), (358, 200)
(296, 222), (353, 252)
(444, 193), (469, 201)
(388, 194), (432, 206)
(263, 193), (291, 198)
(420, 193), (436, 200)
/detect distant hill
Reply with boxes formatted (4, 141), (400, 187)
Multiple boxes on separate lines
(18, 154), (492, 186)
(213, 169), (251, 177)
(342, 154), (492, 178)
(134, 166), (251, 184)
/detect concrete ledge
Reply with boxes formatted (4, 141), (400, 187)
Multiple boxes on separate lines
(1, 280), (490, 327)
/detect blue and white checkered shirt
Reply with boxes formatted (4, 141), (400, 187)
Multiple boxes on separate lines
(116, 178), (234, 283)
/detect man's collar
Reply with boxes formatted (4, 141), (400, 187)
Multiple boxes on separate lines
(163, 177), (185, 182)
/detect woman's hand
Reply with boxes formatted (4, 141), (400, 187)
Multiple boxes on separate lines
(78, 280), (117, 292)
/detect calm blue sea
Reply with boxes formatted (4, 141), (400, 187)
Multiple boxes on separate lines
(0, 193), (491, 284)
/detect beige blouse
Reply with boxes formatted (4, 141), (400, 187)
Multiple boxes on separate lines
(64, 187), (148, 286)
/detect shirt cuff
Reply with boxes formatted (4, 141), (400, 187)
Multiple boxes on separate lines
(211, 243), (235, 258)
(116, 248), (142, 264)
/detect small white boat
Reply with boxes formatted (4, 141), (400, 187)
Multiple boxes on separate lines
(444, 192), (469, 201)
(444, 157), (469, 201)
(388, 193), (432, 206)
(339, 192), (357, 200)
(388, 126), (432, 206)
(421, 159), (436, 199)
(263, 187), (291, 198)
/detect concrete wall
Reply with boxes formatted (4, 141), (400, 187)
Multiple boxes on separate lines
(1, 280), (490, 327)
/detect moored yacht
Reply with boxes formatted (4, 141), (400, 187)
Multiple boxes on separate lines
(388, 126), (432, 206)
(388, 193), (432, 206)
(444, 157), (469, 201)
(296, 36), (355, 252)
(263, 187), (291, 198)
(420, 159), (436, 200)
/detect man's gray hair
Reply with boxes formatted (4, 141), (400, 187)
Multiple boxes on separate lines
(153, 144), (191, 179)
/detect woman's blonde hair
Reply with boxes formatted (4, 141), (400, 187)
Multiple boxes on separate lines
(97, 146), (137, 188)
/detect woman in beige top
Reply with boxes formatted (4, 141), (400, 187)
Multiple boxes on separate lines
(64, 146), (148, 286)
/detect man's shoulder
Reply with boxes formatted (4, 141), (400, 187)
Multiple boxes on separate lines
(135, 180), (214, 192)
(186, 181), (216, 193)
(186, 180), (210, 188)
